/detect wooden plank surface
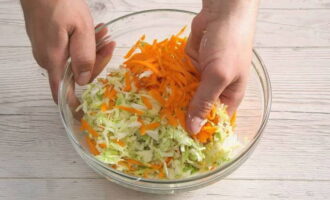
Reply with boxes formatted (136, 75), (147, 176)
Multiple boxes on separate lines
(1, 47), (329, 180)
(1, 2), (330, 47)
(0, 179), (329, 200)
(0, 0), (330, 199)
(2, 0), (330, 11)
(0, 111), (329, 180)
(1, 47), (329, 114)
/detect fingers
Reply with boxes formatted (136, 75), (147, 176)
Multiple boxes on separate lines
(185, 14), (208, 71)
(90, 41), (115, 81)
(31, 30), (69, 103)
(186, 63), (230, 134)
(90, 23), (116, 81)
(220, 79), (247, 116)
(69, 23), (96, 86)
(95, 23), (108, 42)
(47, 65), (65, 103)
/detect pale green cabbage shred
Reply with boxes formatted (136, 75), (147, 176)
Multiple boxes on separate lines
(79, 67), (239, 179)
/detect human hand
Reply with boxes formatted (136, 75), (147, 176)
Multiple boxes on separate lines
(186, 0), (259, 134)
(20, 0), (115, 102)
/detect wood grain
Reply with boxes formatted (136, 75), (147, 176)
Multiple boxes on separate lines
(0, 111), (329, 180)
(1, 47), (329, 114)
(1, 0), (330, 199)
(1, 1), (330, 47)
(0, 179), (329, 200)
(0, 47), (329, 180)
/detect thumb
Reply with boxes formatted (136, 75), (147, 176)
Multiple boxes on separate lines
(70, 26), (96, 85)
(186, 66), (229, 134)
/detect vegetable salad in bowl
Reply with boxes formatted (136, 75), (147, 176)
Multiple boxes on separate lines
(77, 28), (239, 179)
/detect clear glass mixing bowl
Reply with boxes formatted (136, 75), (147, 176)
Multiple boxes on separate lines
(58, 9), (271, 194)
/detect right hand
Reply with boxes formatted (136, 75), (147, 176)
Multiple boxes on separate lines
(21, 0), (115, 102)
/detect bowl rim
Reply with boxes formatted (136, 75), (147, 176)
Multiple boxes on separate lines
(58, 9), (272, 184)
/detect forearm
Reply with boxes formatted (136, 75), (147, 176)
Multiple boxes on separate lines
(202, 0), (260, 20)
(201, 0), (259, 48)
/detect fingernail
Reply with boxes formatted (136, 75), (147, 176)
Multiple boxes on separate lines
(77, 71), (91, 85)
(190, 116), (205, 135)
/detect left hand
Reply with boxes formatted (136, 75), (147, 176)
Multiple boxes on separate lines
(185, 0), (259, 134)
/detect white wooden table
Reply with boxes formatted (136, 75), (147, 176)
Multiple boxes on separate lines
(1, 0), (330, 199)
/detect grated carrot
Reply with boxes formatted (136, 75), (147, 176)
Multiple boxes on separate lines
(100, 103), (108, 112)
(125, 159), (144, 166)
(103, 86), (117, 100)
(141, 96), (152, 109)
(111, 139), (125, 147)
(166, 114), (178, 126)
(118, 161), (133, 171)
(140, 124), (146, 135)
(99, 143), (107, 149)
(123, 72), (132, 92)
(81, 119), (99, 137)
(150, 163), (162, 170)
(165, 157), (173, 165)
(120, 28), (232, 143)
(148, 89), (165, 106)
(144, 122), (160, 130)
(98, 78), (108, 84)
(115, 105), (144, 115)
(86, 136), (100, 155)
(158, 171), (165, 178)
(140, 122), (160, 135)
(230, 112), (237, 127)
(195, 123), (217, 143)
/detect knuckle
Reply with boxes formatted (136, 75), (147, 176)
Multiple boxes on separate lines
(73, 58), (94, 72)
(33, 49), (50, 67)
(74, 17), (93, 32)
(191, 96), (214, 117)
(231, 90), (245, 103)
(216, 71), (232, 84)
(207, 67), (233, 85)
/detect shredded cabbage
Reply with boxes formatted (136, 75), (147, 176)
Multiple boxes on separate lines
(79, 67), (239, 179)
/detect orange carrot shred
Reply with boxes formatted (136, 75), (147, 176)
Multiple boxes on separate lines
(141, 96), (153, 109)
(129, 60), (160, 75)
(98, 78), (108, 84)
(86, 136), (100, 155)
(117, 28), (233, 144)
(230, 112), (237, 127)
(99, 143), (107, 149)
(150, 163), (162, 170)
(166, 115), (178, 126)
(111, 139), (125, 147)
(81, 119), (99, 137)
(140, 122), (160, 135)
(165, 157), (173, 165)
(100, 103), (108, 112)
(103, 86), (117, 100)
(176, 26), (187, 37)
(149, 90), (165, 106)
(125, 159), (144, 166)
(158, 171), (165, 178)
(140, 124), (146, 135)
(144, 122), (160, 130)
(124, 72), (132, 91)
(115, 105), (144, 115)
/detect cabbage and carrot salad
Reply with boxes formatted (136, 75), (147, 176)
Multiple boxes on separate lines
(77, 28), (239, 179)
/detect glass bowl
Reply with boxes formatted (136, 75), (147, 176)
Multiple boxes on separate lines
(58, 9), (271, 194)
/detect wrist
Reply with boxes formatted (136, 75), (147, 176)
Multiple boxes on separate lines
(20, 0), (40, 11)
(201, 0), (259, 22)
